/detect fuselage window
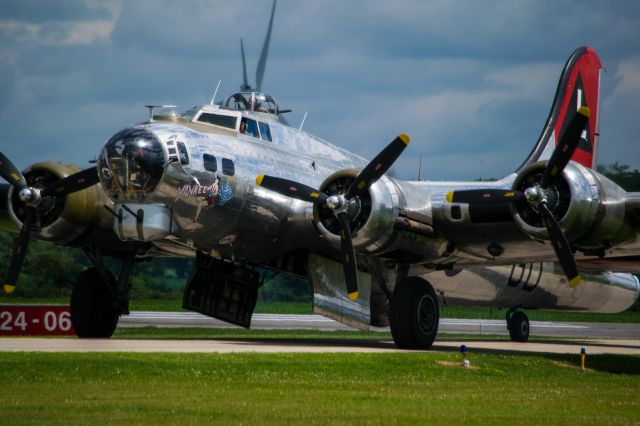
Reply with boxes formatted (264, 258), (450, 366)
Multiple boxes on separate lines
(197, 113), (237, 130)
(177, 142), (189, 165)
(203, 154), (217, 172)
(258, 122), (272, 142)
(221, 158), (235, 176)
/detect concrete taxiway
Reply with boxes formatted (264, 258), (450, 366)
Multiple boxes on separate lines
(2, 312), (638, 355)
(1, 337), (639, 355)
(119, 311), (640, 340)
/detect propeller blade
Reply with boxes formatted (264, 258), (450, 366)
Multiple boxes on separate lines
(346, 134), (410, 200)
(255, 0), (276, 91)
(0, 152), (27, 190)
(337, 211), (358, 301)
(4, 208), (34, 294)
(40, 167), (99, 198)
(539, 203), (581, 287)
(446, 189), (524, 205)
(256, 174), (328, 204)
(540, 106), (590, 188)
(240, 38), (250, 91)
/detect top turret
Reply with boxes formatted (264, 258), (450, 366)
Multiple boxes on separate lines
(222, 92), (279, 115)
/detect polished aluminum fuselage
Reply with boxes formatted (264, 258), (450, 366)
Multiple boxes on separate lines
(133, 116), (640, 266)
(99, 107), (640, 316)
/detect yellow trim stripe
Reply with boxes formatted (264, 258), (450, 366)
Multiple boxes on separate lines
(11, 173), (20, 182)
(445, 192), (454, 203)
(348, 291), (359, 301)
(255, 174), (264, 186)
(569, 276), (582, 287)
(504, 191), (515, 198)
(399, 134), (410, 145)
(578, 106), (591, 118)
(356, 181), (366, 190)
(4, 284), (16, 294)
(310, 192), (319, 198)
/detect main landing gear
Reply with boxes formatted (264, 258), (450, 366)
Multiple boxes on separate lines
(70, 249), (136, 338)
(389, 277), (439, 349)
(506, 308), (530, 342)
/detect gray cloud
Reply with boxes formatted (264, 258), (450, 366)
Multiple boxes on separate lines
(0, 0), (111, 22)
(0, 0), (639, 182)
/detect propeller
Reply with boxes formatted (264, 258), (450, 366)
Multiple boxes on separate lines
(240, 0), (277, 92)
(256, 134), (410, 300)
(0, 152), (100, 293)
(445, 107), (590, 287)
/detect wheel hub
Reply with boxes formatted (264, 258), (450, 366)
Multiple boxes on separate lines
(417, 295), (437, 335)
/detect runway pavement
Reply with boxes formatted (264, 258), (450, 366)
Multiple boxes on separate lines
(1, 312), (638, 355)
(119, 311), (640, 340)
(1, 337), (639, 355)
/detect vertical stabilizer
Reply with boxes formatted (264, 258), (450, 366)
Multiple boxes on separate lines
(517, 47), (602, 172)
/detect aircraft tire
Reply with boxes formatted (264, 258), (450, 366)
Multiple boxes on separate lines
(390, 277), (439, 349)
(507, 311), (530, 342)
(70, 267), (119, 338)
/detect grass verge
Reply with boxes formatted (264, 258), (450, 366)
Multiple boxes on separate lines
(0, 352), (638, 424)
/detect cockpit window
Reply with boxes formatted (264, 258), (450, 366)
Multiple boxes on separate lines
(258, 122), (272, 142)
(244, 118), (259, 138)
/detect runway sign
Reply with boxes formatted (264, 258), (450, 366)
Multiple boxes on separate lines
(0, 305), (75, 336)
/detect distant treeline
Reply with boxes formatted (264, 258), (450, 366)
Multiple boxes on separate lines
(0, 232), (311, 302)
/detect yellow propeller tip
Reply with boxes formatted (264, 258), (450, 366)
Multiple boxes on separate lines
(399, 134), (410, 145)
(445, 191), (454, 203)
(347, 291), (359, 301)
(569, 276), (582, 287)
(578, 106), (591, 118)
(4, 284), (16, 294)
(255, 174), (265, 186)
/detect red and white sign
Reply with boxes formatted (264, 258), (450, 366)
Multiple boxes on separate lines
(0, 305), (75, 336)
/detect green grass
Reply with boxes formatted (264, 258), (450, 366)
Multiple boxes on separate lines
(441, 306), (640, 323)
(0, 297), (313, 315)
(0, 352), (638, 424)
(2, 296), (639, 322)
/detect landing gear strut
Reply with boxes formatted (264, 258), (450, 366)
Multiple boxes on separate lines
(389, 277), (439, 349)
(506, 309), (530, 342)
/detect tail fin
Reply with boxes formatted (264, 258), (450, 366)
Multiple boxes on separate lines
(517, 47), (602, 172)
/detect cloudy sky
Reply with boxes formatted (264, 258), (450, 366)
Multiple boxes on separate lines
(1, 0), (639, 181)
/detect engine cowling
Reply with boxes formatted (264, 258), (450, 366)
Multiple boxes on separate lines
(512, 161), (630, 250)
(313, 169), (400, 253)
(7, 162), (113, 246)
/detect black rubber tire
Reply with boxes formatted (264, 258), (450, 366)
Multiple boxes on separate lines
(508, 311), (530, 342)
(70, 267), (119, 338)
(389, 277), (439, 349)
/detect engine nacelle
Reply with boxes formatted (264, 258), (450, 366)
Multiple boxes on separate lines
(313, 169), (446, 262)
(7, 162), (114, 246)
(512, 161), (630, 251)
(313, 169), (400, 253)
